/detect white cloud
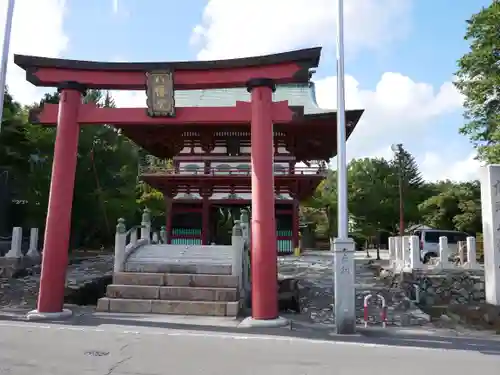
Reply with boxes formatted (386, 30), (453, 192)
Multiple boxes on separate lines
(191, 0), (412, 60)
(313, 73), (470, 180)
(112, 0), (119, 14)
(0, 0), (68, 105)
(419, 152), (481, 182)
(112, 90), (145, 107)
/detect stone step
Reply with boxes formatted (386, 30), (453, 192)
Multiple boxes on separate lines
(106, 284), (238, 302)
(113, 272), (238, 288)
(96, 297), (239, 317)
(125, 262), (232, 275)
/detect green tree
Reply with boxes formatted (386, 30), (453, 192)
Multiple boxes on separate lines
(18, 89), (142, 248)
(419, 180), (482, 234)
(348, 158), (397, 251)
(391, 145), (427, 228)
(305, 169), (337, 238)
(455, 1), (500, 163)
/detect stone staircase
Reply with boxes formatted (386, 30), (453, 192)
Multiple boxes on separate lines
(97, 266), (240, 316)
(96, 213), (245, 317)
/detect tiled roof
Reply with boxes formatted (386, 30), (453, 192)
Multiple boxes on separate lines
(174, 83), (330, 115)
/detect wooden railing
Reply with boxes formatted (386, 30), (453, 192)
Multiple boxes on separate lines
(139, 165), (326, 176)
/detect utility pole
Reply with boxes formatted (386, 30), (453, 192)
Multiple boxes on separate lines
(0, 0), (15, 132)
(333, 0), (356, 335)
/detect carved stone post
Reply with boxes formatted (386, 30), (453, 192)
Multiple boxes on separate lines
(231, 220), (244, 294)
(437, 236), (451, 268)
(141, 208), (151, 243)
(5, 227), (22, 258)
(160, 226), (167, 244)
(409, 235), (422, 269)
(114, 218), (127, 273)
(130, 228), (138, 246)
(464, 236), (479, 269)
(27, 227), (40, 258)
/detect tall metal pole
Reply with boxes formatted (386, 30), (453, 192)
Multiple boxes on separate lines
(333, 0), (356, 335)
(335, 0), (348, 239)
(0, 0), (15, 132)
(398, 165), (404, 236)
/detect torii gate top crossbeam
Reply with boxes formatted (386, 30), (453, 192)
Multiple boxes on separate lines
(14, 47), (321, 90)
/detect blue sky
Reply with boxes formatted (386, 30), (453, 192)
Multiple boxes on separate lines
(2, 0), (492, 181)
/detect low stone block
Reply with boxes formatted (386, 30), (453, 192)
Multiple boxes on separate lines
(126, 262), (233, 275)
(158, 286), (237, 301)
(163, 274), (238, 288)
(215, 288), (238, 302)
(96, 297), (110, 312)
(109, 299), (152, 313)
(151, 300), (227, 316)
(107, 285), (160, 299)
(113, 272), (164, 286)
(159, 286), (216, 301)
(195, 264), (232, 275)
(225, 301), (239, 317)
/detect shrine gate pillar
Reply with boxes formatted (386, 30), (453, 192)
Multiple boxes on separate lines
(246, 78), (279, 320)
(31, 81), (86, 318)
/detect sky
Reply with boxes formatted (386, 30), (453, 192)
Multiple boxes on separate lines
(0, 0), (492, 181)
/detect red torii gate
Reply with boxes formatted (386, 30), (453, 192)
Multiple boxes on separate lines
(15, 48), (320, 323)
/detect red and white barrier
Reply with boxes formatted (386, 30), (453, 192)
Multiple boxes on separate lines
(363, 293), (387, 328)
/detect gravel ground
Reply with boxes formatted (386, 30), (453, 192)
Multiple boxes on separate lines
(278, 252), (430, 327)
(0, 255), (114, 309)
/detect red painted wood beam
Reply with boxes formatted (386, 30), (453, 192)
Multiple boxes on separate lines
(30, 101), (301, 126)
(15, 48), (320, 90)
(24, 63), (305, 90)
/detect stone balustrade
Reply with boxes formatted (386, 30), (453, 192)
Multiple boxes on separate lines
(114, 208), (168, 273)
(388, 235), (481, 272)
(113, 208), (246, 285)
(0, 227), (41, 277)
(383, 235), (485, 308)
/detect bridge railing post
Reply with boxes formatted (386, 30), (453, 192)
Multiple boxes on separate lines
(152, 231), (159, 244)
(160, 226), (167, 244)
(130, 227), (138, 246)
(140, 208), (151, 244)
(114, 218), (127, 272)
(231, 220), (244, 295)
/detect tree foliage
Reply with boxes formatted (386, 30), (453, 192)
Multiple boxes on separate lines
(455, 1), (500, 163)
(419, 180), (482, 234)
(0, 88), (165, 249)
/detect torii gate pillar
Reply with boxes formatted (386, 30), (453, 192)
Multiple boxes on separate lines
(28, 81), (86, 320)
(240, 78), (287, 328)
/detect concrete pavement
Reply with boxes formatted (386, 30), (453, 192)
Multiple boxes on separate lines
(1, 320), (500, 374)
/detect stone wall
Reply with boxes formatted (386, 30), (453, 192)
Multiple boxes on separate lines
(0, 256), (40, 278)
(382, 268), (485, 307)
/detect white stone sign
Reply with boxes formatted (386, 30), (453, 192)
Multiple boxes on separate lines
(332, 238), (356, 334)
(480, 165), (500, 305)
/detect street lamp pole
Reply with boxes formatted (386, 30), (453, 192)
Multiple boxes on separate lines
(0, 0), (15, 133)
(333, 0), (356, 335)
(391, 144), (404, 236)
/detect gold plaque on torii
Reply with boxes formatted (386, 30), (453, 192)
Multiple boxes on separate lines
(146, 70), (175, 117)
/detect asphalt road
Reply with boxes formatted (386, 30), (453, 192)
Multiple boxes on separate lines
(1, 321), (500, 375)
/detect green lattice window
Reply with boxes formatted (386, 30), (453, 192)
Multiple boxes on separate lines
(236, 164), (250, 175)
(215, 164), (231, 174)
(274, 164), (286, 175)
(184, 164), (201, 174)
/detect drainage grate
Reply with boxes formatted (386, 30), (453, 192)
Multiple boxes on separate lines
(84, 350), (110, 357)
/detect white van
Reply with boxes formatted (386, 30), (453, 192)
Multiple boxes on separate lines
(411, 229), (469, 263)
